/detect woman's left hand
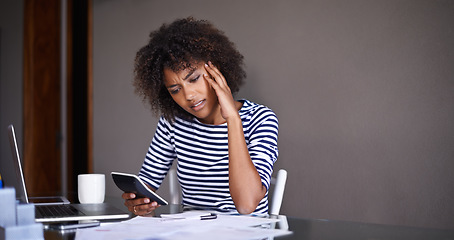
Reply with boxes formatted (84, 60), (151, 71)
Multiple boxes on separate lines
(203, 61), (239, 121)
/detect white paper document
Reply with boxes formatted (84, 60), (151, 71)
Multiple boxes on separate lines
(75, 211), (292, 240)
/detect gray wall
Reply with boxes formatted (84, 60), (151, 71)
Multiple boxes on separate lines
(97, 0), (452, 230)
(0, 0), (24, 193)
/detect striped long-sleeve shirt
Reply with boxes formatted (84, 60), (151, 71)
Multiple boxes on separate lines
(138, 99), (279, 214)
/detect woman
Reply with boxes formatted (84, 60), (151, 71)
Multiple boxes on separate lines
(123, 17), (279, 215)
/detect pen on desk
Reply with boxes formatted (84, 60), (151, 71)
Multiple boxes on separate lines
(161, 213), (217, 221)
(199, 213), (217, 220)
(179, 213), (217, 220)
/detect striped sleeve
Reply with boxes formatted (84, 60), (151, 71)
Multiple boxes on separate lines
(246, 107), (279, 191)
(138, 117), (177, 190)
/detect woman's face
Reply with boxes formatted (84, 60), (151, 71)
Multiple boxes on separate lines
(163, 62), (223, 125)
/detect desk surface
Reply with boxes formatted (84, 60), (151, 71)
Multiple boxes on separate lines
(44, 204), (454, 240)
(277, 217), (454, 240)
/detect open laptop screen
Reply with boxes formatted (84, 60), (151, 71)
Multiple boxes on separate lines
(8, 124), (29, 203)
(8, 124), (70, 205)
(7, 124), (130, 222)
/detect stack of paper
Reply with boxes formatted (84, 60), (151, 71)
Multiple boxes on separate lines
(76, 211), (291, 240)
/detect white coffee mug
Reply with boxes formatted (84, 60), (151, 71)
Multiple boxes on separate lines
(78, 174), (105, 204)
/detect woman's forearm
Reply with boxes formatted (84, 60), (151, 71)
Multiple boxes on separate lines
(227, 115), (266, 214)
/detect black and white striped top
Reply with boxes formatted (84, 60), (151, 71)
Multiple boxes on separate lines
(138, 99), (279, 214)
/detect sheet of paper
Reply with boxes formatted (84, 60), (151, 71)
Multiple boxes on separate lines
(76, 213), (292, 240)
(160, 210), (278, 227)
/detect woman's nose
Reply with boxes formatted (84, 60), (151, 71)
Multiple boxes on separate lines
(183, 88), (195, 101)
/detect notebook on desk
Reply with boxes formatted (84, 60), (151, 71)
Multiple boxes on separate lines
(7, 124), (130, 223)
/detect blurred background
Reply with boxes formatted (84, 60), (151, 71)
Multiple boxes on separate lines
(1, 0), (453, 230)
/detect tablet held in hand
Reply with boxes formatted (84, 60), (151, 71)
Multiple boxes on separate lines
(111, 172), (168, 206)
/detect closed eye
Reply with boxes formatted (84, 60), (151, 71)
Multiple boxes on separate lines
(169, 87), (180, 95)
(167, 74), (199, 95)
(189, 75), (200, 83)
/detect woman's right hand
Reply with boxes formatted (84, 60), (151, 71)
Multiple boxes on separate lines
(122, 192), (159, 216)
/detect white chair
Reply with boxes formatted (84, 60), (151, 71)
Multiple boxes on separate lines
(269, 169), (288, 215)
(167, 168), (288, 215)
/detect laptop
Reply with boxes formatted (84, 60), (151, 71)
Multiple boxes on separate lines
(7, 124), (130, 223)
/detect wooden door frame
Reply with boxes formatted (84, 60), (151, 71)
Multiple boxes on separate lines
(23, 0), (92, 198)
(24, 0), (62, 196)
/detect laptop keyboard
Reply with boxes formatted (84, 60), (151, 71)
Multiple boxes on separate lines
(36, 205), (86, 218)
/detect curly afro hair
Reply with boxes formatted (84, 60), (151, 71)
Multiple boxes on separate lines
(133, 17), (246, 121)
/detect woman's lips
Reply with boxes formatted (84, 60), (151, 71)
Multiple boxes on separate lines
(191, 100), (205, 111)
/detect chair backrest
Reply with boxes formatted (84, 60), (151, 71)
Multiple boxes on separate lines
(269, 169), (288, 215)
(168, 168), (181, 204)
(167, 168), (288, 215)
